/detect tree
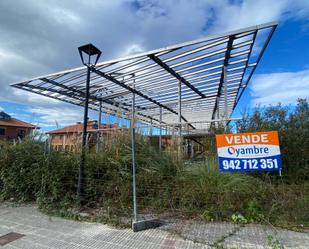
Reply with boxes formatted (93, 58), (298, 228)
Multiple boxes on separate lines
(235, 99), (309, 182)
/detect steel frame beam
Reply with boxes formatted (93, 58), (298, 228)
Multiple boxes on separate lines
(25, 79), (162, 125)
(148, 54), (205, 98)
(232, 25), (277, 110)
(212, 35), (235, 120)
(90, 67), (192, 125)
(10, 22), (277, 130)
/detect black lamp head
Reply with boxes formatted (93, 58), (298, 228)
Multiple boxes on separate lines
(78, 43), (102, 66)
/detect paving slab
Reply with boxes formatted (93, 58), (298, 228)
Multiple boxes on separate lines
(222, 224), (309, 249)
(180, 221), (239, 244)
(0, 204), (213, 249)
(0, 204), (308, 248)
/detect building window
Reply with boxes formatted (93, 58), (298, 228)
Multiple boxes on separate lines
(0, 128), (5, 135)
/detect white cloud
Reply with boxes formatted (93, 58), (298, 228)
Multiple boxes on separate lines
(250, 69), (309, 105)
(123, 44), (145, 56)
(0, 0), (309, 129)
(29, 106), (84, 128)
(28, 103), (101, 130)
(0, 88), (62, 109)
(0, 48), (51, 79)
(208, 0), (309, 33)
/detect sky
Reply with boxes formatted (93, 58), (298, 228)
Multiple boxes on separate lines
(0, 0), (309, 131)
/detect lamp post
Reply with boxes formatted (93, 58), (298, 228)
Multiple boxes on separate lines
(77, 43), (102, 206)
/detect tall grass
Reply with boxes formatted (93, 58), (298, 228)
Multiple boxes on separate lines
(0, 132), (308, 229)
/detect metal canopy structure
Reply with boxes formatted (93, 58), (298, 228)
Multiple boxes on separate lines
(11, 22), (277, 130)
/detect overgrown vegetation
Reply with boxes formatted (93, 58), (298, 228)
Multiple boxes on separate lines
(0, 99), (308, 230)
(235, 98), (309, 182)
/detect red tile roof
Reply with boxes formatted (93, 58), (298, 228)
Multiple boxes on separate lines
(0, 117), (36, 129)
(47, 120), (118, 134)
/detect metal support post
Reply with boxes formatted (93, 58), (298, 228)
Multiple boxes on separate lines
(178, 80), (182, 164)
(107, 114), (110, 125)
(178, 81), (182, 130)
(191, 140), (194, 158)
(62, 135), (66, 151)
(223, 66), (228, 121)
(150, 118), (153, 136)
(86, 133), (89, 149)
(159, 107), (162, 152)
(77, 65), (90, 205)
(131, 78), (138, 222)
(48, 136), (52, 154)
(216, 97), (220, 120)
(44, 138), (47, 155)
(96, 100), (102, 153)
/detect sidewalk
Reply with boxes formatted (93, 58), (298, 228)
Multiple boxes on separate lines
(0, 204), (308, 248)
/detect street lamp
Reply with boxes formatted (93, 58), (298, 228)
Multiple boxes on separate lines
(78, 43), (102, 66)
(77, 43), (102, 206)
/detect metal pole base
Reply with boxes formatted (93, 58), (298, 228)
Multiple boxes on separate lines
(132, 219), (162, 232)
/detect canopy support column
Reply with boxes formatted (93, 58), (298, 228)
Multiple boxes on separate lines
(131, 78), (138, 223)
(150, 118), (153, 136)
(211, 35), (234, 121)
(178, 80), (182, 165)
(216, 97), (220, 120)
(224, 66), (228, 121)
(159, 107), (162, 152)
(96, 100), (102, 153)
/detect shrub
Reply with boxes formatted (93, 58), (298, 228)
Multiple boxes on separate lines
(235, 98), (309, 182)
(0, 111), (308, 229)
(0, 137), (45, 201)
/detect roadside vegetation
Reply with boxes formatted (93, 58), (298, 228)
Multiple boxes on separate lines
(0, 99), (308, 230)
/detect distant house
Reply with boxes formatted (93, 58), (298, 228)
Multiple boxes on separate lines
(47, 120), (118, 151)
(0, 111), (36, 141)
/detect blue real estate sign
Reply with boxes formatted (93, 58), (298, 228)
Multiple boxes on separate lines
(216, 131), (282, 172)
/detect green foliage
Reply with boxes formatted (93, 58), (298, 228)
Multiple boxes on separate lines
(38, 151), (79, 210)
(0, 132), (177, 219)
(231, 213), (247, 224)
(0, 113), (308, 229)
(246, 199), (265, 222)
(267, 234), (284, 249)
(235, 98), (309, 182)
(0, 137), (45, 201)
(201, 210), (215, 222)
